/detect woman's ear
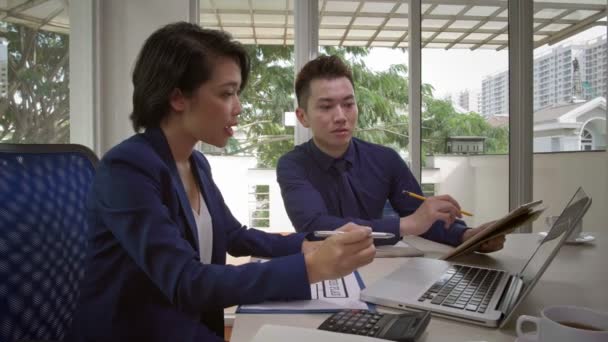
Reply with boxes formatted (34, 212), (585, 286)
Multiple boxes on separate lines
(169, 88), (187, 112)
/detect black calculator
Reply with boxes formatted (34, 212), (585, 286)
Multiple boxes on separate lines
(318, 309), (431, 341)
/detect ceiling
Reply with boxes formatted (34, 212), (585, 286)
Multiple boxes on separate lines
(200, 0), (607, 50)
(0, 0), (69, 34)
(0, 0), (605, 50)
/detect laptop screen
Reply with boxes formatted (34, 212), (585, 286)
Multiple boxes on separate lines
(518, 187), (591, 288)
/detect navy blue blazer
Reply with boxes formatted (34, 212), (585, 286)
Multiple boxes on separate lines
(68, 128), (311, 341)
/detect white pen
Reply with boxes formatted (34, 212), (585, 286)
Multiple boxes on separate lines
(313, 230), (395, 239)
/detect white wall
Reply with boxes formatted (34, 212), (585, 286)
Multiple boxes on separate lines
(205, 156), (256, 228)
(534, 136), (553, 152)
(96, 0), (192, 155)
(430, 153), (607, 233)
(207, 152), (607, 236)
(205, 156), (296, 233)
(248, 168), (295, 233)
(562, 135), (581, 151)
(69, 0), (96, 150)
(426, 155), (509, 228)
(533, 151), (607, 233)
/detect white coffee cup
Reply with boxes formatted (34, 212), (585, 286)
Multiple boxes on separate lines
(516, 305), (608, 342)
(545, 215), (582, 242)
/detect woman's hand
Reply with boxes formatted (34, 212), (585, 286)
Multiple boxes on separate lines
(304, 223), (376, 284)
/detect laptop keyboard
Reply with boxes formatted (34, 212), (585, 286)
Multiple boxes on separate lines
(417, 265), (504, 313)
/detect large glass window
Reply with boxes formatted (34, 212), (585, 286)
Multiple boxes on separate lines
(532, 2), (607, 153)
(533, 0), (607, 233)
(421, 1), (510, 227)
(201, 0), (413, 230)
(202, 0), (608, 234)
(319, 0), (410, 162)
(0, 1), (70, 143)
(200, 0), (295, 232)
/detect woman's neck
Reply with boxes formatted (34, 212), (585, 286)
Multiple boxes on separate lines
(160, 119), (197, 164)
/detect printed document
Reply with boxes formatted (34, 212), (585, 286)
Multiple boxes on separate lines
(238, 271), (369, 312)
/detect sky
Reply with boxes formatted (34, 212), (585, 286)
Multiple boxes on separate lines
(363, 26), (607, 99)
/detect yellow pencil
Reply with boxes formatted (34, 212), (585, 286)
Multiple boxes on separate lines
(403, 190), (473, 216)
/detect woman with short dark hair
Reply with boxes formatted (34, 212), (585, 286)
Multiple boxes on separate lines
(67, 22), (375, 342)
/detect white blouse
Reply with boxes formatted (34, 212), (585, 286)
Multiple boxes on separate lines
(193, 192), (213, 264)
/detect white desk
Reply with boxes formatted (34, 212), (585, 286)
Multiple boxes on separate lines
(231, 232), (607, 342)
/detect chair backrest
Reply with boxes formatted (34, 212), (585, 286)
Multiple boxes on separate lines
(0, 144), (98, 342)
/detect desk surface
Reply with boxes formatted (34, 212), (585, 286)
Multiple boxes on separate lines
(231, 232), (607, 342)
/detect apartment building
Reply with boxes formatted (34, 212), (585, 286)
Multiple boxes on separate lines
(480, 35), (607, 115)
(481, 70), (509, 116)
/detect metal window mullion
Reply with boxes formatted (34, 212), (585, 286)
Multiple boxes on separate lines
(189, 0), (199, 24)
(509, 0), (534, 232)
(294, 0), (318, 145)
(409, 0), (422, 182)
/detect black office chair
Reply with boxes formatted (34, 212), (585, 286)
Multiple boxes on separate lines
(0, 144), (98, 342)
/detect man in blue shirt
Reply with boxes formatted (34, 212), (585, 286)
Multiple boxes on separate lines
(277, 55), (504, 251)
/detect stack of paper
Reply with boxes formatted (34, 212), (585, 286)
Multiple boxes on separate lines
(251, 325), (386, 342)
(237, 271), (370, 313)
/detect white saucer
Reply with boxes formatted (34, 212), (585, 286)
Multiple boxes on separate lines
(538, 231), (595, 244)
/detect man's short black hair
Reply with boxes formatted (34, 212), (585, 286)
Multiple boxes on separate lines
(295, 55), (354, 110)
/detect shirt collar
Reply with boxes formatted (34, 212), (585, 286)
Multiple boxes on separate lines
(307, 138), (356, 171)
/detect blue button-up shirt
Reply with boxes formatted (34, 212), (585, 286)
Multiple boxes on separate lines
(277, 138), (468, 246)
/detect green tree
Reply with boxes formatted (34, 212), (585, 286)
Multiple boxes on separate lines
(228, 45), (296, 168)
(422, 97), (508, 155)
(217, 45), (508, 168)
(342, 48), (411, 152)
(224, 45), (422, 168)
(0, 22), (70, 143)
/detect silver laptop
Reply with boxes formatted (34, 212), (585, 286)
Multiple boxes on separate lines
(360, 187), (591, 328)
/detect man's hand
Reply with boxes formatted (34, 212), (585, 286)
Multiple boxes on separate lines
(400, 194), (463, 236)
(304, 223), (376, 284)
(461, 221), (505, 253)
